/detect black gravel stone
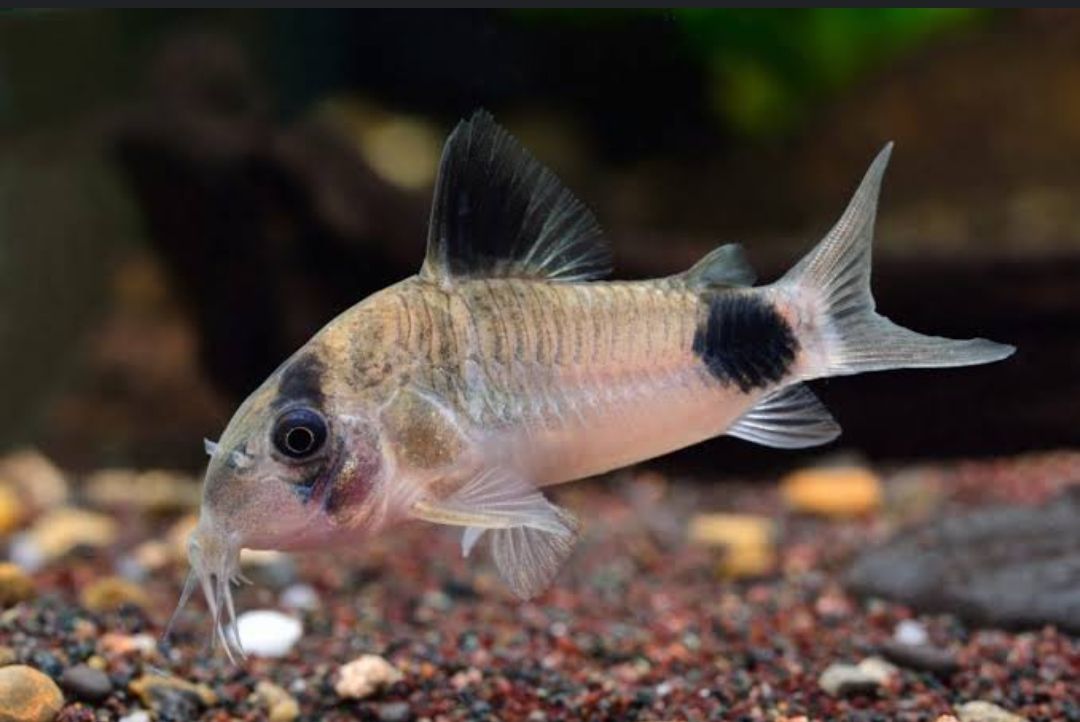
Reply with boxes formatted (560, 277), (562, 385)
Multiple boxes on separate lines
(60, 664), (114, 702)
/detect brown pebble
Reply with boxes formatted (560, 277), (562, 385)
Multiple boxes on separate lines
(0, 664), (64, 722)
(80, 577), (150, 613)
(0, 646), (16, 667)
(129, 674), (217, 709)
(0, 563), (34, 607)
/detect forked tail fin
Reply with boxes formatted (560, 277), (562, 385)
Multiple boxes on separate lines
(774, 143), (1014, 380)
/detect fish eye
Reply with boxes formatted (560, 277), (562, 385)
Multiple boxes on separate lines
(271, 408), (327, 459)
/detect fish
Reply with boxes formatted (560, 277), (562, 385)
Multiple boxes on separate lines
(174, 110), (1014, 659)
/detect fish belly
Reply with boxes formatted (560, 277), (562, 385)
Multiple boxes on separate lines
(527, 366), (762, 485)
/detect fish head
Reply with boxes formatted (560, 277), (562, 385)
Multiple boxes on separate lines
(173, 349), (387, 658)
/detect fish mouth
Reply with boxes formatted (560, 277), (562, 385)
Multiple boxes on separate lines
(163, 517), (248, 662)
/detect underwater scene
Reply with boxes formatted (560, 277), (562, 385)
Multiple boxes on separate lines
(0, 9), (1076, 722)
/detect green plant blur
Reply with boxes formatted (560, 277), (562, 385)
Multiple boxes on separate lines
(517, 9), (986, 138)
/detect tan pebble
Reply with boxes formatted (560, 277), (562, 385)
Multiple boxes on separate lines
(935, 717), (961, 722)
(254, 681), (300, 722)
(450, 667), (482, 690)
(132, 540), (173, 571)
(100, 633), (139, 656)
(0, 664), (64, 722)
(80, 577), (150, 613)
(26, 508), (117, 560)
(819, 656), (896, 696)
(240, 548), (290, 568)
(0, 563), (34, 607)
(687, 514), (775, 579)
(86, 655), (107, 671)
(780, 466), (882, 518)
(857, 656), (898, 680)
(0, 646), (16, 667)
(0, 449), (69, 511)
(129, 674), (217, 708)
(167, 514), (199, 557)
(85, 469), (199, 513)
(956, 701), (1028, 722)
(334, 654), (403, 700)
(0, 486), (25, 535)
(71, 618), (98, 641)
(270, 701), (301, 722)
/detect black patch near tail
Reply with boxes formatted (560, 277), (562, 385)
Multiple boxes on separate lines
(692, 293), (798, 392)
(276, 353), (326, 407)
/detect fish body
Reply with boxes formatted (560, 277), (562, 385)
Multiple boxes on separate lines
(180, 111), (1014, 658)
(314, 276), (774, 488)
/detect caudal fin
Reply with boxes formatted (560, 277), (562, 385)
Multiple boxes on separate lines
(776, 143), (1014, 379)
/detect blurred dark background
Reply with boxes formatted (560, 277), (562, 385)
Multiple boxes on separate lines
(0, 9), (1075, 475)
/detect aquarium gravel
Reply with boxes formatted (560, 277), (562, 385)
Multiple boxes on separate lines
(0, 451), (1077, 721)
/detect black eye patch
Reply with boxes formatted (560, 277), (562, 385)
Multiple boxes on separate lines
(272, 407), (328, 459)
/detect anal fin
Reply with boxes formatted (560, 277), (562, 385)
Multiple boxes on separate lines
(727, 384), (841, 449)
(461, 526), (484, 557)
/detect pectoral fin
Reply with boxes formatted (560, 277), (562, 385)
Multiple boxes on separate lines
(409, 468), (579, 599)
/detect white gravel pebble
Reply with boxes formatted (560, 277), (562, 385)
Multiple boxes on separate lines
(280, 583), (320, 611)
(335, 654), (403, 699)
(957, 701), (1028, 722)
(893, 619), (929, 646)
(819, 656), (897, 697)
(8, 534), (44, 572)
(119, 711), (152, 722)
(235, 610), (303, 658)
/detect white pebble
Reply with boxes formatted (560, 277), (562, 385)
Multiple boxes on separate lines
(894, 619), (929, 646)
(280, 583), (320, 611)
(235, 610), (302, 658)
(116, 554), (148, 582)
(819, 657), (897, 696)
(119, 711), (152, 722)
(8, 534), (44, 572)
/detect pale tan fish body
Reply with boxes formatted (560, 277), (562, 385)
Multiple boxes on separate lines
(315, 276), (748, 489)
(177, 111), (1014, 658)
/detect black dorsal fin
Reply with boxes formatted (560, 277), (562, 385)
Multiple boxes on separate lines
(420, 110), (611, 285)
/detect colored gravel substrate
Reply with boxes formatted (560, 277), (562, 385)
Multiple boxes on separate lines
(0, 451), (1078, 721)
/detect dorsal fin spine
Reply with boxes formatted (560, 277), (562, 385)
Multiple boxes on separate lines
(421, 110), (611, 285)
